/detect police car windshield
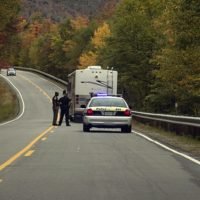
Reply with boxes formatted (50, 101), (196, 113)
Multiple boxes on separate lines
(89, 98), (127, 108)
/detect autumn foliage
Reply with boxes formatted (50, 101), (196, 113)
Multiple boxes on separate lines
(1, 0), (199, 116)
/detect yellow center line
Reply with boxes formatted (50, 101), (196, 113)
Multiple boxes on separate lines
(24, 150), (35, 157)
(0, 74), (58, 171)
(41, 137), (47, 141)
(19, 75), (52, 102)
(0, 126), (54, 171)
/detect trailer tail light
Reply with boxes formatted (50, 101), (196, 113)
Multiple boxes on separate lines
(86, 109), (93, 115)
(124, 109), (131, 116)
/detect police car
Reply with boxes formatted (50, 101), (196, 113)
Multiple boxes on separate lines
(82, 95), (132, 133)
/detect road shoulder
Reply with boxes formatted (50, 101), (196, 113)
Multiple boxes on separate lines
(132, 121), (200, 159)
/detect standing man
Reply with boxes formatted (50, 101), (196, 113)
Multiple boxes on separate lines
(58, 90), (71, 126)
(52, 92), (59, 126)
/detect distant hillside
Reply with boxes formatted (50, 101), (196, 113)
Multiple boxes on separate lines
(20, 0), (120, 21)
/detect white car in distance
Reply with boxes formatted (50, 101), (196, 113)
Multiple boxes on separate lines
(7, 68), (16, 76)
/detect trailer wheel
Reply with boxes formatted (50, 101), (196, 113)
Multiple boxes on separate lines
(70, 115), (74, 122)
(83, 123), (90, 132)
(74, 114), (83, 123)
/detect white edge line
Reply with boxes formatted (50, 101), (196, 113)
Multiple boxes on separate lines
(132, 130), (200, 166)
(1, 72), (199, 166)
(0, 74), (25, 126)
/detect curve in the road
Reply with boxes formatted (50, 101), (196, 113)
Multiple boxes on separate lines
(0, 74), (25, 126)
(0, 71), (62, 171)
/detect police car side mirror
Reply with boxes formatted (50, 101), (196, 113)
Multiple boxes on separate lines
(81, 105), (86, 108)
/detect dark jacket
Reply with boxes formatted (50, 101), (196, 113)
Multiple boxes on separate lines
(59, 96), (71, 111)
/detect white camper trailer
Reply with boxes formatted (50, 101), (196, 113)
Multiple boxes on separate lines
(68, 66), (118, 121)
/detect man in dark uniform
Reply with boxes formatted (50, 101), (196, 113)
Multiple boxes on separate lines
(52, 92), (59, 126)
(58, 90), (71, 126)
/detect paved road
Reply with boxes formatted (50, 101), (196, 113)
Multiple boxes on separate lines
(0, 70), (199, 200)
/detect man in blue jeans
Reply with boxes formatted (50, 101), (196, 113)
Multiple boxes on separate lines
(58, 90), (71, 126)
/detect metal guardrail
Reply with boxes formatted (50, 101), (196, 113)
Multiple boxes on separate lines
(15, 67), (68, 86)
(132, 111), (200, 127)
(16, 67), (200, 138)
(132, 111), (200, 138)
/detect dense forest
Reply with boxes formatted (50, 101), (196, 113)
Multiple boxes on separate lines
(21, 0), (120, 21)
(0, 0), (199, 116)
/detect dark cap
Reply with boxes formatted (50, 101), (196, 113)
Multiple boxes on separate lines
(55, 92), (59, 96)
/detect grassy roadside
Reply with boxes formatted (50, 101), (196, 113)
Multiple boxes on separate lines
(132, 121), (200, 158)
(0, 77), (19, 123)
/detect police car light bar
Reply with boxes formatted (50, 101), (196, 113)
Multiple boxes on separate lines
(96, 93), (108, 96)
(91, 93), (123, 97)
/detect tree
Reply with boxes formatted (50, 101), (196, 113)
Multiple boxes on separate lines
(98, 0), (160, 109)
(78, 51), (97, 68)
(66, 21), (97, 69)
(151, 0), (200, 116)
(0, 0), (20, 32)
(91, 22), (111, 49)
(0, 0), (20, 65)
(71, 16), (89, 30)
(78, 22), (111, 69)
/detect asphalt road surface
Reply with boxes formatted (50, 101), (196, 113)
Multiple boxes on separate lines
(0, 70), (199, 200)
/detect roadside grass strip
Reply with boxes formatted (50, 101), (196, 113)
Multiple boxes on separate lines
(133, 130), (200, 166)
(0, 74), (25, 126)
(0, 126), (54, 171)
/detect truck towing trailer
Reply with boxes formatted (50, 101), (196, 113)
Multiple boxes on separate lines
(67, 66), (118, 121)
